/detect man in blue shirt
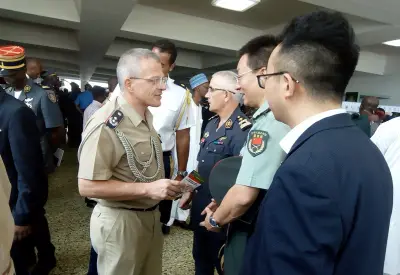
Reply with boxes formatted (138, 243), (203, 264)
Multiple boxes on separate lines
(75, 83), (93, 113)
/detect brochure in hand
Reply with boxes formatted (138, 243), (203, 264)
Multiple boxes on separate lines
(181, 170), (204, 192)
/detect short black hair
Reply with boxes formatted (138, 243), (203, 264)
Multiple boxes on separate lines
(238, 35), (280, 70)
(152, 39), (178, 65)
(91, 86), (106, 99)
(277, 11), (360, 101)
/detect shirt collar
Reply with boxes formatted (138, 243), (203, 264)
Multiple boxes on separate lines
(280, 108), (347, 153)
(253, 100), (269, 120)
(166, 76), (174, 89)
(92, 100), (103, 107)
(116, 95), (153, 128)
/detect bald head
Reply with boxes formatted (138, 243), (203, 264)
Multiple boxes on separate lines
(26, 58), (42, 79)
(360, 96), (379, 115)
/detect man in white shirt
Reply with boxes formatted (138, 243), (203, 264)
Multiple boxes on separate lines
(150, 40), (195, 234)
(371, 118), (400, 275)
(83, 86), (107, 128)
(171, 73), (209, 227)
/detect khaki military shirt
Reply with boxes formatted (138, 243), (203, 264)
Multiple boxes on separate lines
(78, 95), (165, 209)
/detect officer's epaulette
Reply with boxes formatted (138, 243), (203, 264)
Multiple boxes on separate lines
(237, 115), (252, 131)
(105, 110), (124, 129)
(209, 114), (218, 121)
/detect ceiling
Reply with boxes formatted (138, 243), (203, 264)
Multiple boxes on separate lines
(0, 0), (400, 84)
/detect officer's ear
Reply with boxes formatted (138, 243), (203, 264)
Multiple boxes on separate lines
(169, 63), (175, 72)
(124, 78), (133, 92)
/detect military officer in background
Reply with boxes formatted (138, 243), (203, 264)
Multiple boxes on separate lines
(200, 36), (290, 275)
(150, 39), (195, 234)
(179, 71), (251, 275)
(0, 46), (57, 275)
(2, 47), (64, 174)
(78, 48), (187, 275)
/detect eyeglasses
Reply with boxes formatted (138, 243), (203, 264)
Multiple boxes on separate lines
(236, 68), (261, 82)
(208, 86), (236, 95)
(256, 72), (299, 89)
(129, 77), (168, 88)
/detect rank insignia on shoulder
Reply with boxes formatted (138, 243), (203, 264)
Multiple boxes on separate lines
(247, 130), (269, 157)
(47, 90), (57, 103)
(238, 116), (252, 131)
(225, 119), (233, 129)
(23, 85), (31, 93)
(106, 110), (124, 129)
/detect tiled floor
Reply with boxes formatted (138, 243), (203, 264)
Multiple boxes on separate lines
(46, 148), (194, 274)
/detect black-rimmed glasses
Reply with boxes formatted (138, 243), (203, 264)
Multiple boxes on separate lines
(129, 77), (168, 88)
(256, 72), (300, 89)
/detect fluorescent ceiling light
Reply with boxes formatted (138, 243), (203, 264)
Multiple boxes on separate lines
(383, 39), (400, 47)
(212, 0), (260, 12)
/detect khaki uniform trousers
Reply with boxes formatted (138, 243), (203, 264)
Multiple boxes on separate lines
(90, 204), (163, 275)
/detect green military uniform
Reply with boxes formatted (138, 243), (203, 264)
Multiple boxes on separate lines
(224, 101), (290, 275)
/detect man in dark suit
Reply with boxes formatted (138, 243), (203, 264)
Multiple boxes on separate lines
(241, 11), (393, 275)
(0, 63), (55, 275)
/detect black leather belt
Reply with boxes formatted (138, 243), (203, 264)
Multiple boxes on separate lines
(120, 203), (159, 212)
(163, 151), (172, 157)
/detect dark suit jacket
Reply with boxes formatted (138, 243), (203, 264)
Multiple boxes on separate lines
(0, 89), (48, 225)
(241, 113), (392, 275)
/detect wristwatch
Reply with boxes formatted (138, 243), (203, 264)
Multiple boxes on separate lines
(209, 216), (221, 228)
(177, 170), (188, 177)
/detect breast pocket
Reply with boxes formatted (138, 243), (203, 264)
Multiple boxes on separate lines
(206, 143), (228, 163)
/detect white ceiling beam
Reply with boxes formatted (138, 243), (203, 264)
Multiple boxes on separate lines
(78, 0), (137, 83)
(0, 0), (80, 29)
(356, 51), (387, 75)
(0, 19), (79, 51)
(121, 5), (264, 52)
(106, 39), (203, 69)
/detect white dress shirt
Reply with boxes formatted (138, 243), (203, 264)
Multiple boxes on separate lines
(280, 109), (347, 153)
(371, 117), (400, 275)
(149, 77), (195, 152)
(187, 101), (203, 172)
(83, 100), (103, 128)
(0, 158), (14, 275)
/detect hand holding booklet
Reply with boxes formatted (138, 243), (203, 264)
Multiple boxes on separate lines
(180, 170), (204, 192)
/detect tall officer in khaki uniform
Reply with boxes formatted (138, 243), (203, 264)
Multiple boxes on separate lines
(78, 48), (186, 275)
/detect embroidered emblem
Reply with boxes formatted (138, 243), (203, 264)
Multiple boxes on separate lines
(23, 85), (31, 93)
(247, 130), (269, 157)
(47, 91), (57, 103)
(204, 132), (209, 138)
(106, 110), (124, 129)
(225, 119), (233, 129)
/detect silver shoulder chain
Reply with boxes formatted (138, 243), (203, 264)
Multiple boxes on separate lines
(115, 129), (162, 182)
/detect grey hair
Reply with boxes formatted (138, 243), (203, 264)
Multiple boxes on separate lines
(211, 71), (242, 103)
(116, 48), (161, 90)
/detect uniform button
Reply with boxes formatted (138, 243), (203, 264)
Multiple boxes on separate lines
(201, 160), (204, 163)
(206, 147), (208, 149)
(141, 152), (144, 155)
(214, 149), (216, 152)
